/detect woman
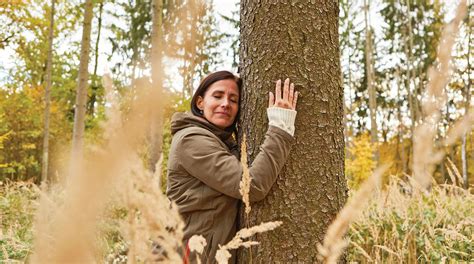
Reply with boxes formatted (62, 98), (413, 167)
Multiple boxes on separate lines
(167, 70), (298, 263)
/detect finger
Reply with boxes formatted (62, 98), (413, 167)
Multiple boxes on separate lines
(283, 78), (290, 101)
(292, 91), (299, 110)
(269, 91), (274, 107)
(289, 83), (294, 108)
(275, 79), (282, 101)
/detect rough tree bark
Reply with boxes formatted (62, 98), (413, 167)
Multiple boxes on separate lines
(147, 0), (165, 173)
(238, 1), (347, 262)
(41, 0), (55, 184)
(71, 0), (94, 159)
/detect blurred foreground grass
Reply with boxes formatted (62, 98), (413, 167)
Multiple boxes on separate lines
(0, 179), (472, 262)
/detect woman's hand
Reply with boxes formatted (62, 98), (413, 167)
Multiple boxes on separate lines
(268, 78), (298, 110)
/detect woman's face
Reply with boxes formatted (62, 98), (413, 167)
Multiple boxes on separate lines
(197, 79), (239, 129)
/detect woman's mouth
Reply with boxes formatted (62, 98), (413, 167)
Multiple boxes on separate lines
(215, 112), (230, 117)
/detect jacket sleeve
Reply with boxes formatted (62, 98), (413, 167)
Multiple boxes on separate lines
(177, 126), (294, 202)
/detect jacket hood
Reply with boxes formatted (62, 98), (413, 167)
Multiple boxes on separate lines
(170, 112), (238, 156)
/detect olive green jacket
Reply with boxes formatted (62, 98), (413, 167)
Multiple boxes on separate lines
(166, 112), (294, 263)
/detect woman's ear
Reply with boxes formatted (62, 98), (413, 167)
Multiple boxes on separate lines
(196, 96), (204, 110)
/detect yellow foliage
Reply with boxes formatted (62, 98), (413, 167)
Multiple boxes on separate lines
(0, 131), (12, 148)
(0, 131), (12, 168)
(345, 133), (376, 189)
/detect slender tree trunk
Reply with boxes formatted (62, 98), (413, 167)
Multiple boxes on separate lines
(402, 0), (416, 174)
(147, 0), (165, 174)
(71, 0), (94, 160)
(89, 1), (103, 116)
(462, 0), (472, 189)
(406, 0), (419, 125)
(364, 0), (378, 162)
(238, 1), (347, 262)
(395, 67), (407, 174)
(41, 0), (55, 185)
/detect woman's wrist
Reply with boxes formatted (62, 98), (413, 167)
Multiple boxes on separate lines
(267, 107), (297, 136)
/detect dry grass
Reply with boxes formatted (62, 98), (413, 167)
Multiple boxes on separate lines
(187, 234), (207, 264)
(30, 74), (185, 263)
(412, 0), (467, 190)
(348, 177), (473, 262)
(317, 166), (388, 263)
(239, 134), (251, 216)
(121, 155), (184, 263)
(0, 181), (37, 261)
(215, 221), (282, 264)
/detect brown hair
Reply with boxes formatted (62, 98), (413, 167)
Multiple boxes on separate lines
(190, 70), (242, 130)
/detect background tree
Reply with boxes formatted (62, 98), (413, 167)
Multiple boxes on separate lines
(107, 0), (152, 87)
(238, 1), (347, 262)
(71, 0), (94, 160)
(88, 0), (105, 118)
(363, 0), (378, 162)
(0, 0), (82, 182)
(41, 0), (55, 184)
(147, 0), (164, 173)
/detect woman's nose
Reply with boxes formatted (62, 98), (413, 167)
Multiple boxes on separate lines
(221, 98), (230, 108)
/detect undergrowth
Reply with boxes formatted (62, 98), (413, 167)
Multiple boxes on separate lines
(0, 181), (37, 261)
(1, 179), (472, 262)
(347, 178), (473, 262)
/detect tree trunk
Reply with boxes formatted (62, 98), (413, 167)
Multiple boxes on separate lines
(238, 1), (347, 262)
(364, 0), (379, 162)
(395, 67), (407, 174)
(71, 0), (94, 160)
(41, 0), (55, 185)
(88, 1), (103, 116)
(147, 0), (165, 173)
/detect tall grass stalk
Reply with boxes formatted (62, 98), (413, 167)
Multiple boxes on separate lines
(239, 134), (251, 216)
(215, 221), (282, 264)
(317, 166), (388, 263)
(30, 77), (184, 262)
(187, 234), (207, 264)
(412, 0), (467, 190)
